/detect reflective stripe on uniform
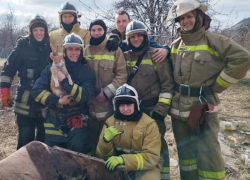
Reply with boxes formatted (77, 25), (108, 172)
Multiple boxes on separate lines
(21, 90), (30, 104)
(75, 86), (82, 102)
(70, 84), (78, 96)
(0, 76), (13, 84)
(45, 129), (64, 136)
(107, 84), (116, 95)
(85, 55), (115, 61)
(14, 107), (29, 115)
(161, 166), (170, 173)
(126, 59), (156, 70)
(44, 123), (55, 128)
(179, 158), (197, 171)
(35, 90), (51, 105)
(198, 169), (225, 180)
(115, 146), (141, 154)
(90, 111), (108, 119)
(15, 102), (30, 110)
(172, 45), (219, 57)
(161, 170), (170, 180)
(170, 108), (190, 118)
(134, 154), (144, 170)
(96, 146), (114, 158)
(216, 76), (232, 88)
(220, 71), (238, 84)
(159, 93), (172, 99)
(170, 105), (220, 117)
(158, 98), (171, 105)
(27, 69), (34, 79)
(41, 92), (51, 105)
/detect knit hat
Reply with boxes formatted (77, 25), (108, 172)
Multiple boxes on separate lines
(89, 19), (107, 33)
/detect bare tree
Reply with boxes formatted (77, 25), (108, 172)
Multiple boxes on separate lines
(0, 4), (26, 57)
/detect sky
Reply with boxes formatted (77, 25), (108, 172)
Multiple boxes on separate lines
(0, 0), (249, 29)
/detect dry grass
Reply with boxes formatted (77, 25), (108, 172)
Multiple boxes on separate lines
(0, 70), (249, 180)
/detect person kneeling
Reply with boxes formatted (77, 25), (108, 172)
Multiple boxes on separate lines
(96, 84), (161, 180)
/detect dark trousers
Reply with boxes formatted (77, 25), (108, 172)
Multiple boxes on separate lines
(88, 118), (105, 153)
(45, 127), (91, 154)
(16, 114), (45, 150)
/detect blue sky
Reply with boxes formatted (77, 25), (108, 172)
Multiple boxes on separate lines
(0, 0), (249, 29)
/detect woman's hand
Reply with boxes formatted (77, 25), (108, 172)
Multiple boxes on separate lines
(57, 71), (66, 82)
(58, 95), (72, 105)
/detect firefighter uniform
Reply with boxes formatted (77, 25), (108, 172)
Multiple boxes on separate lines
(49, 23), (90, 55)
(97, 113), (161, 180)
(84, 38), (127, 151)
(49, 2), (90, 55)
(124, 20), (174, 180)
(0, 31), (50, 149)
(167, 1), (250, 178)
(31, 55), (96, 153)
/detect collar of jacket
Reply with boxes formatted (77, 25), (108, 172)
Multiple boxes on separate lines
(60, 23), (81, 34)
(128, 43), (150, 57)
(89, 38), (107, 51)
(180, 27), (206, 44)
(111, 29), (125, 40)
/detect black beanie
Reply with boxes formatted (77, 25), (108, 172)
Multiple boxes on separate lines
(89, 19), (107, 33)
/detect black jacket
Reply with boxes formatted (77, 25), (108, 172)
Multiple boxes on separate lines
(0, 36), (51, 117)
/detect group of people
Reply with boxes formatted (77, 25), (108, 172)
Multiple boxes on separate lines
(1, 0), (250, 180)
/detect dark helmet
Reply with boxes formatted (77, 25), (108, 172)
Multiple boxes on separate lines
(125, 20), (148, 43)
(58, 2), (80, 22)
(28, 14), (48, 35)
(113, 84), (140, 111)
(62, 33), (84, 49)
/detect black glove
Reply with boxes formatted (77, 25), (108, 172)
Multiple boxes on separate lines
(106, 37), (119, 52)
(152, 111), (165, 121)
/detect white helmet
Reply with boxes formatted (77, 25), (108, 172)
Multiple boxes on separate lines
(167, 0), (207, 21)
(62, 33), (84, 49)
(113, 84), (140, 111)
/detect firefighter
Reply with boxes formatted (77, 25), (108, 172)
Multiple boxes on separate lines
(111, 10), (170, 62)
(96, 84), (161, 180)
(166, 0), (250, 179)
(124, 20), (174, 180)
(31, 33), (96, 154)
(49, 2), (118, 56)
(84, 19), (127, 153)
(0, 14), (50, 150)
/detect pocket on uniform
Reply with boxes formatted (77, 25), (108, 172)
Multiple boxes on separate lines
(132, 127), (143, 152)
(99, 60), (114, 84)
(194, 52), (212, 65)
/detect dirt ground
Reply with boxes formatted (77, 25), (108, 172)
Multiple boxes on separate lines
(0, 70), (249, 180)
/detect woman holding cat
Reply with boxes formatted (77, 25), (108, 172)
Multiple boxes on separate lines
(32, 33), (96, 154)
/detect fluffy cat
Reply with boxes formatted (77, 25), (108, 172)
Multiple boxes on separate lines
(50, 55), (73, 97)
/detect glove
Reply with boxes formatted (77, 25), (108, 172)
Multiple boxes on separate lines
(105, 156), (124, 171)
(103, 123), (123, 142)
(67, 115), (83, 129)
(152, 111), (165, 121)
(187, 102), (209, 135)
(1, 88), (14, 107)
(106, 37), (119, 52)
